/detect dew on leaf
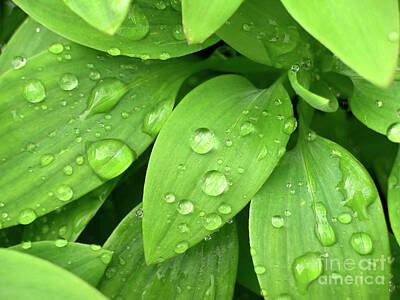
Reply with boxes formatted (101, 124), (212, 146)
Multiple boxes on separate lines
(164, 193), (176, 203)
(142, 100), (172, 136)
(313, 202), (336, 246)
(337, 212), (352, 224)
(240, 121), (255, 136)
(24, 79), (46, 103)
(55, 239), (68, 248)
(40, 154), (55, 167)
(202, 213), (222, 230)
(190, 128), (216, 154)
(202, 170), (227, 196)
(350, 232), (373, 255)
(177, 200), (194, 215)
(387, 122), (400, 143)
(292, 252), (323, 294)
(63, 165), (73, 176)
(218, 203), (232, 215)
(48, 43), (64, 54)
(18, 208), (37, 225)
(172, 24), (186, 40)
(271, 215), (284, 228)
(59, 73), (78, 91)
(12, 56), (26, 69)
(55, 184), (73, 201)
(21, 241), (32, 249)
(254, 265), (266, 275)
(107, 48), (121, 56)
(175, 241), (189, 254)
(117, 4), (149, 40)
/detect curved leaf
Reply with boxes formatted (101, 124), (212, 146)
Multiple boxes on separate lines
(63, 0), (132, 34)
(14, 0), (218, 59)
(0, 19), (199, 229)
(11, 241), (112, 286)
(182, 0), (243, 44)
(249, 103), (390, 299)
(216, 0), (314, 69)
(389, 148), (400, 246)
(98, 204), (238, 299)
(143, 74), (294, 263)
(349, 73), (400, 143)
(288, 69), (338, 112)
(0, 248), (108, 300)
(281, 0), (399, 87)
(21, 180), (118, 242)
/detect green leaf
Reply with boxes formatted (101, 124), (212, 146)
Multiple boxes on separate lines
(143, 74), (294, 263)
(0, 19), (199, 229)
(0, 248), (108, 300)
(0, 0), (26, 46)
(349, 73), (400, 143)
(11, 241), (112, 286)
(13, 0), (219, 59)
(281, 0), (399, 87)
(249, 103), (391, 299)
(21, 180), (118, 242)
(63, 0), (132, 34)
(98, 204), (238, 299)
(388, 148), (400, 246)
(288, 69), (338, 112)
(182, 0), (243, 44)
(216, 0), (314, 69)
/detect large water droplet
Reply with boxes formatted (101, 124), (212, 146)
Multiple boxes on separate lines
(387, 123), (400, 143)
(350, 232), (373, 255)
(59, 73), (78, 91)
(292, 252), (323, 294)
(175, 241), (189, 254)
(12, 56), (26, 69)
(24, 79), (46, 103)
(117, 4), (149, 40)
(240, 121), (255, 136)
(40, 154), (55, 167)
(18, 208), (37, 225)
(177, 200), (194, 215)
(82, 78), (127, 118)
(202, 170), (227, 196)
(55, 184), (73, 201)
(190, 128), (216, 154)
(203, 213), (222, 230)
(313, 202), (336, 246)
(142, 100), (173, 136)
(271, 215), (284, 228)
(87, 139), (136, 180)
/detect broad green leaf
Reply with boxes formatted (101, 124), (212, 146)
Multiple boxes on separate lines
(99, 204), (238, 299)
(216, 0), (314, 69)
(389, 148), (400, 246)
(249, 103), (391, 299)
(0, 248), (108, 300)
(349, 73), (400, 143)
(11, 241), (112, 286)
(288, 68), (338, 112)
(390, 234), (400, 298)
(21, 180), (118, 242)
(182, 0), (243, 44)
(0, 19), (200, 229)
(281, 0), (399, 88)
(63, 0), (132, 34)
(143, 74), (294, 263)
(14, 0), (219, 59)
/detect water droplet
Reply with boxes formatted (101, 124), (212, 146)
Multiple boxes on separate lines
(225, 140), (233, 147)
(190, 128), (216, 154)
(12, 56), (26, 69)
(117, 4), (149, 40)
(257, 146), (268, 161)
(376, 100), (383, 108)
(284, 210), (292, 217)
(271, 215), (284, 228)
(202, 170), (227, 196)
(19, 209), (37, 225)
(136, 207), (143, 218)
(240, 121), (255, 136)
(283, 117), (297, 134)
(242, 23), (252, 31)
(82, 78), (127, 118)
(48, 43), (64, 54)
(307, 131), (317, 141)
(337, 212), (352, 224)
(254, 265), (266, 275)
(55, 184), (73, 201)
(313, 202), (336, 246)
(164, 193), (176, 203)
(21, 241), (32, 249)
(107, 48), (121, 56)
(55, 239), (68, 248)
(90, 244), (101, 251)
(178, 223), (189, 233)
(58, 73), (78, 91)
(170, 0), (181, 11)
(58, 225), (67, 236)
(63, 165), (73, 176)
(89, 71), (101, 81)
(218, 203), (232, 215)
(40, 154), (55, 167)
(75, 155), (84, 165)
(142, 100), (173, 136)
(388, 31), (399, 42)
(24, 79), (46, 103)
(350, 232), (373, 255)
(101, 252), (113, 264)
(292, 252), (323, 294)
(172, 24), (186, 40)
(387, 123), (400, 143)
(177, 200), (194, 215)
(87, 139), (136, 180)
(203, 213), (222, 230)
(175, 241), (189, 254)
(159, 52), (171, 60)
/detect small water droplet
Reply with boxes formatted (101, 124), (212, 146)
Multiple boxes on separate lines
(337, 212), (352, 224)
(55, 239), (68, 248)
(87, 139), (136, 180)
(63, 165), (73, 176)
(388, 31), (399, 42)
(142, 100), (173, 136)
(48, 43), (64, 54)
(159, 52), (171, 60)
(350, 232), (373, 255)
(203, 213), (222, 230)
(292, 252), (323, 294)
(190, 128), (216, 154)
(225, 140), (233, 147)
(89, 71), (101, 81)
(58, 73), (78, 91)
(12, 56), (26, 69)
(135, 207), (143, 218)
(55, 185), (73, 201)
(172, 24), (186, 40)
(164, 193), (176, 203)
(40, 154), (55, 167)
(218, 203), (232, 215)
(107, 48), (121, 56)
(240, 121), (255, 136)
(90, 244), (101, 251)
(283, 117), (297, 134)
(24, 79), (46, 103)
(58, 225), (67, 236)
(387, 123), (400, 142)
(175, 241), (189, 254)
(18, 209), (37, 225)
(178, 223), (189, 233)
(254, 265), (266, 275)
(376, 100), (383, 108)
(271, 215), (284, 228)
(21, 241), (32, 249)
(202, 170), (227, 196)
(75, 155), (84, 165)
(101, 252), (113, 264)
(177, 200), (194, 215)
